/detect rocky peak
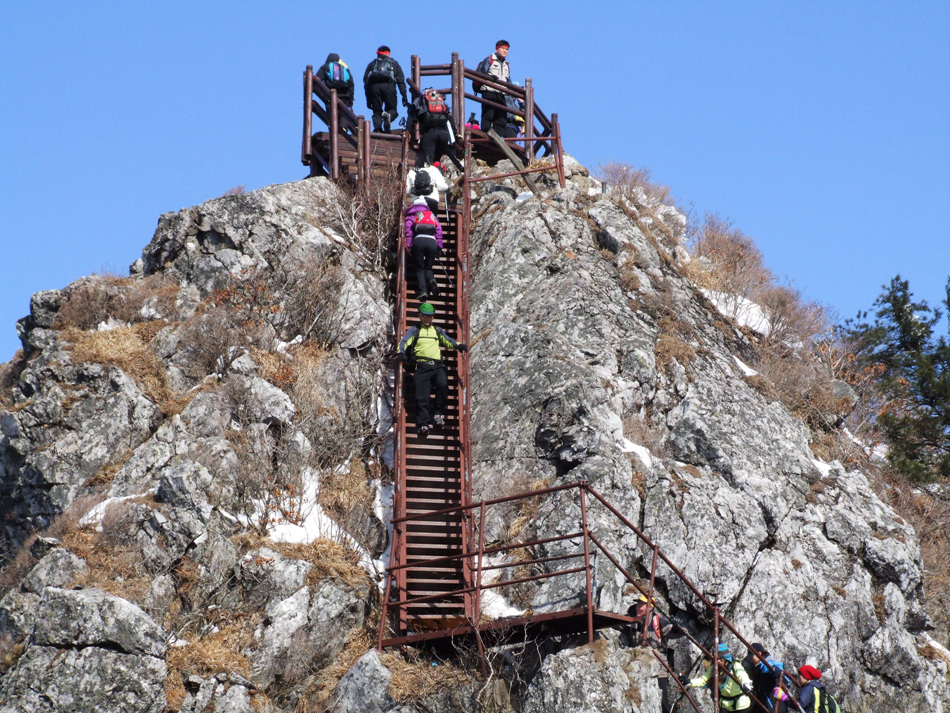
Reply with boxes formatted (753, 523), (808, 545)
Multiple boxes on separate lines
(0, 160), (947, 712)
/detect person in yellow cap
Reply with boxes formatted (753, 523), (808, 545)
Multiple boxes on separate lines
(396, 302), (467, 437)
(680, 642), (754, 711)
(626, 594), (679, 711)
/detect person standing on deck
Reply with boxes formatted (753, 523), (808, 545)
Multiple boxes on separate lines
(363, 45), (408, 132)
(474, 40), (511, 136)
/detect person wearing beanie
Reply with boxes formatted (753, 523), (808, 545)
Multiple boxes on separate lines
(680, 642), (754, 711)
(363, 45), (408, 132)
(316, 52), (355, 107)
(795, 665), (841, 713)
(396, 302), (467, 437)
(473, 40), (512, 136)
(741, 643), (789, 712)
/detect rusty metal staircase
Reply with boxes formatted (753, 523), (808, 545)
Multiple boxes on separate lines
(302, 56), (790, 713)
(388, 203), (473, 633)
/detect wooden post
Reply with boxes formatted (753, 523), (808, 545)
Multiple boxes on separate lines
(412, 54), (421, 92)
(362, 119), (372, 197)
(524, 77), (534, 161)
(329, 89), (339, 180)
(303, 66), (313, 168)
(451, 52), (461, 129)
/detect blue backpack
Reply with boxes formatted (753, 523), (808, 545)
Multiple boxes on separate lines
(324, 61), (350, 88)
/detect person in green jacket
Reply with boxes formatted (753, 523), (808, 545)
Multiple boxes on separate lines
(396, 302), (467, 437)
(681, 642), (754, 711)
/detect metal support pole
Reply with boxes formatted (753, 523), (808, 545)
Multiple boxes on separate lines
(713, 608), (721, 711)
(412, 54), (421, 92)
(580, 484), (594, 643)
(362, 119), (372, 197)
(552, 112), (566, 188)
(524, 78), (534, 160)
(643, 544), (659, 646)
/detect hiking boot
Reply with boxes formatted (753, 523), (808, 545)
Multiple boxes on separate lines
(418, 423), (429, 438)
(381, 112), (391, 132)
(427, 279), (440, 297)
(433, 413), (445, 428)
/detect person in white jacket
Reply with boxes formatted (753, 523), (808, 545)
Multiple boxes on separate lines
(405, 163), (448, 210)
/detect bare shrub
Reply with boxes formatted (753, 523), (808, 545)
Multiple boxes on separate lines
(325, 164), (404, 274)
(291, 345), (382, 472)
(757, 284), (830, 346)
(654, 334), (696, 375)
(165, 619), (255, 709)
(875, 479), (950, 641)
(317, 460), (383, 555)
(177, 306), (248, 377)
(56, 273), (179, 330)
(223, 185), (246, 196)
(688, 214), (769, 314)
(0, 350), (26, 408)
(278, 258), (348, 348)
(597, 162), (688, 247)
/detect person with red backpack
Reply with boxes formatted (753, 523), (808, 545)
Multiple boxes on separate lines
(408, 87), (460, 167)
(404, 195), (443, 300)
(316, 52), (354, 107)
(363, 45), (408, 132)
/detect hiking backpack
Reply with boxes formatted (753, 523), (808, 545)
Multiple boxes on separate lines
(412, 170), (432, 194)
(368, 57), (395, 83)
(323, 61), (350, 88)
(816, 689), (842, 713)
(422, 89), (448, 115)
(412, 210), (438, 236)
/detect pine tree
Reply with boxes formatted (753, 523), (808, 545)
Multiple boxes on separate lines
(843, 275), (950, 480)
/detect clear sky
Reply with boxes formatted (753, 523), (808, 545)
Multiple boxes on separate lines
(2, 2), (948, 361)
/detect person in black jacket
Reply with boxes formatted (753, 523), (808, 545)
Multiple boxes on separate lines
(408, 90), (461, 168)
(316, 52), (355, 107)
(741, 643), (788, 712)
(363, 46), (408, 132)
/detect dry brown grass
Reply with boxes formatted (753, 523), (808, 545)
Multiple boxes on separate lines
(654, 333), (696, 374)
(56, 273), (179, 330)
(61, 323), (192, 415)
(270, 538), (370, 592)
(165, 620), (255, 710)
(382, 650), (476, 703)
(292, 628), (374, 713)
(597, 162), (687, 250)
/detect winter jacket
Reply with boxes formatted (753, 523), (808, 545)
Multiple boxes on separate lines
(316, 53), (354, 100)
(740, 654), (785, 710)
(799, 681), (841, 713)
(406, 167), (449, 205)
(403, 199), (443, 249)
(475, 53), (510, 92)
(363, 55), (408, 100)
(689, 658), (752, 711)
(398, 324), (461, 362)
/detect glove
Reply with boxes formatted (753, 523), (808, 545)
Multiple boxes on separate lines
(457, 344), (469, 353)
(395, 353), (406, 363)
(742, 683), (753, 694)
(677, 674), (689, 686)
(402, 96), (409, 107)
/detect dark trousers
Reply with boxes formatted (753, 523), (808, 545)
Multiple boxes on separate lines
(420, 126), (450, 166)
(413, 362), (447, 427)
(410, 235), (439, 296)
(366, 82), (397, 131)
(480, 90), (508, 136)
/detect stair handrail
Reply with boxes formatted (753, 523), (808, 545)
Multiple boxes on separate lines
(381, 480), (789, 712)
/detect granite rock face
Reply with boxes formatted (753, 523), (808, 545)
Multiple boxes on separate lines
(1, 163), (948, 713)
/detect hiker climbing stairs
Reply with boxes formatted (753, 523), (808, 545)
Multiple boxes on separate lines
(387, 204), (473, 634)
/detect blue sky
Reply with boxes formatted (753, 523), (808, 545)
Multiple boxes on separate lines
(2, 2), (948, 361)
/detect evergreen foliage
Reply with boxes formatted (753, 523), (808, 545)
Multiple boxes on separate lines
(843, 275), (950, 480)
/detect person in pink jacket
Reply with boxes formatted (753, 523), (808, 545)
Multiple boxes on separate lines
(404, 195), (443, 299)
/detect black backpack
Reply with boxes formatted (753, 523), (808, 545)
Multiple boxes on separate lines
(412, 170), (432, 194)
(368, 57), (395, 83)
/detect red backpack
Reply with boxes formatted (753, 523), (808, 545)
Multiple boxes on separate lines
(413, 210), (438, 236)
(422, 89), (448, 115)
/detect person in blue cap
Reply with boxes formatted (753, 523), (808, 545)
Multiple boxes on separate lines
(680, 642), (754, 711)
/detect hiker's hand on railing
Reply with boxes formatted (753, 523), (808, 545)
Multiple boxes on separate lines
(457, 344), (469, 353)
(395, 353), (406, 363)
(402, 97), (409, 107)
(677, 674), (689, 686)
